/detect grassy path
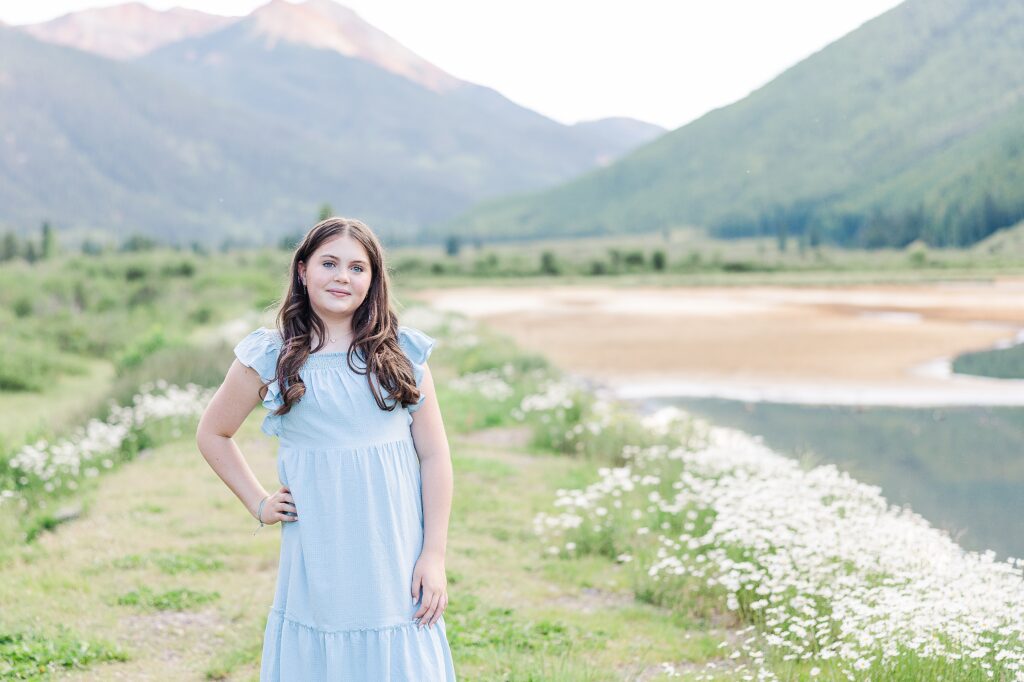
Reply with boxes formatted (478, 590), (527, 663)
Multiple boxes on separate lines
(2, 422), (277, 681)
(1, 414), (736, 681)
(0, 358), (115, 448)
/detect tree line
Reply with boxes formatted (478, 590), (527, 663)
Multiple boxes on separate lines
(1, 222), (58, 263)
(711, 192), (1024, 249)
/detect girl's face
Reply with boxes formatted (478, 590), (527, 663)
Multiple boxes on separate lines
(297, 234), (373, 324)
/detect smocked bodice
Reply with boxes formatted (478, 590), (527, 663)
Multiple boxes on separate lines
(233, 326), (435, 451)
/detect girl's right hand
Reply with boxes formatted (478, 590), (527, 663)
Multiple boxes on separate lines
(259, 486), (298, 524)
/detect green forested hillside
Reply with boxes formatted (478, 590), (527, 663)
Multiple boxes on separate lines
(440, 0), (1024, 248)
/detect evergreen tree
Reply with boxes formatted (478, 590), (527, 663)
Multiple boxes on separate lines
(808, 225), (821, 249)
(121, 234), (157, 252)
(1, 231), (17, 262)
(607, 248), (623, 270)
(445, 235), (461, 257)
(539, 250), (559, 275)
(40, 220), (56, 259)
(318, 203), (334, 222)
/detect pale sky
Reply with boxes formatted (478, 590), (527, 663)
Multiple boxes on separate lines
(0, 0), (905, 129)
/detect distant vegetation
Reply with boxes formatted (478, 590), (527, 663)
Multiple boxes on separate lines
(0, 231), (286, 395)
(393, 227), (1024, 283)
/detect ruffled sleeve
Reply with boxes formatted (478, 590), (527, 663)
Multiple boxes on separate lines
(397, 325), (436, 414)
(233, 327), (285, 437)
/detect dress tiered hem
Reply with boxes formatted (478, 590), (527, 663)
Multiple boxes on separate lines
(260, 606), (456, 682)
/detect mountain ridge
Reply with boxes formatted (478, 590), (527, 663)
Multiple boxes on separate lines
(439, 0), (1024, 248)
(19, 2), (236, 59)
(244, 0), (462, 93)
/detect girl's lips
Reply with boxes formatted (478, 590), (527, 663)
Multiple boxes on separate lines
(328, 290), (351, 297)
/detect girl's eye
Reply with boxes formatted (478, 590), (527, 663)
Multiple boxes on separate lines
(323, 261), (335, 268)
(352, 266), (363, 273)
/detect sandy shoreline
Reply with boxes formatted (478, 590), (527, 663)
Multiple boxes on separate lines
(414, 279), (1024, 406)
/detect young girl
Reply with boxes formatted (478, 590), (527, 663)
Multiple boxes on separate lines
(196, 217), (457, 681)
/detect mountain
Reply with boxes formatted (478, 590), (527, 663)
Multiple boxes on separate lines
(18, 2), (236, 59)
(245, 0), (459, 93)
(570, 117), (666, 166)
(3, 1), (665, 246)
(440, 0), (1024, 248)
(136, 0), (654, 224)
(20, 0), (462, 93)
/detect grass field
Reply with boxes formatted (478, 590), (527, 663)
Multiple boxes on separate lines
(0, 373), (726, 682)
(0, 268), (736, 679)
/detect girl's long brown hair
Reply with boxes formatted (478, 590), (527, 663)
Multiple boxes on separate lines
(266, 217), (420, 415)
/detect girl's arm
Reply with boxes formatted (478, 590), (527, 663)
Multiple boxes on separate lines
(195, 360), (274, 520)
(410, 363), (453, 628)
(410, 364), (453, 557)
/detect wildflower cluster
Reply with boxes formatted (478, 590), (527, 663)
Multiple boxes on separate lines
(514, 382), (701, 460)
(447, 365), (517, 401)
(1, 380), (214, 511)
(535, 417), (1024, 681)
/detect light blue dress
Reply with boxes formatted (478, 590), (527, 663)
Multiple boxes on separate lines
(233, 325), (457, 682)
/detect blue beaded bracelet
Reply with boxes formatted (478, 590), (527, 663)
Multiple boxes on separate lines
(253, 494), (270, 536)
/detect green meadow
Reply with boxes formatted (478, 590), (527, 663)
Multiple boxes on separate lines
(2, 236), (1023, 680)
(0, 244), (731, 681)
